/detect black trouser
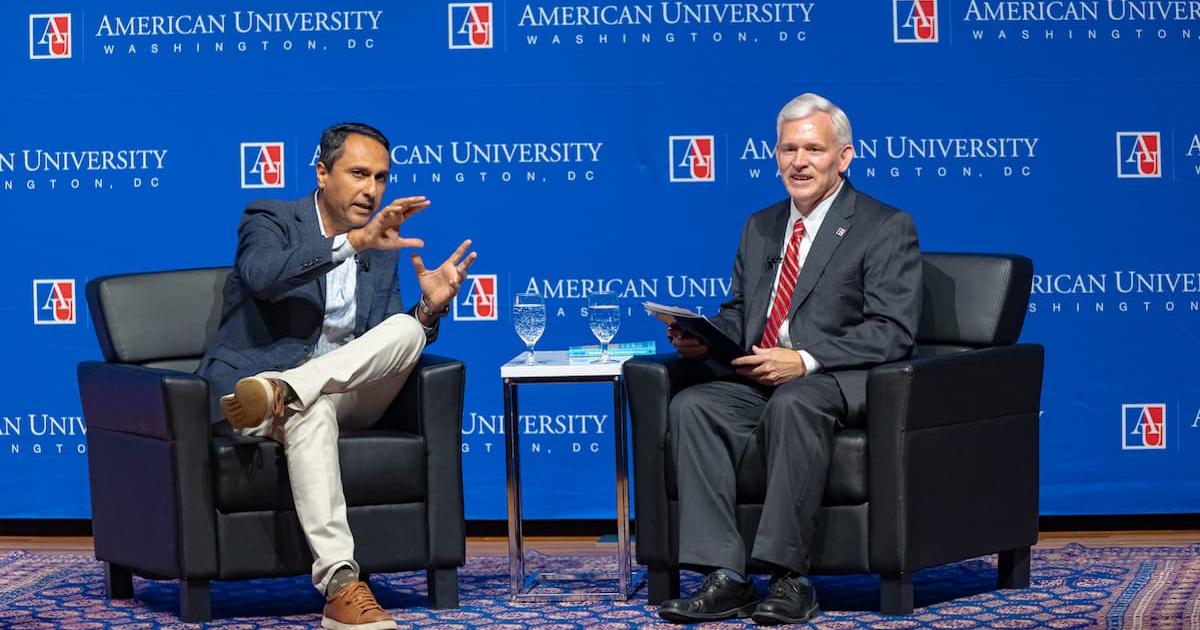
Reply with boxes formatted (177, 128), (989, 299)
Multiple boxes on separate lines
(670, 375), (844, 575)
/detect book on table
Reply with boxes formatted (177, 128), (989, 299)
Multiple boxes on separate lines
(567, 340), (657, 362)
(642, 301), (749, 364)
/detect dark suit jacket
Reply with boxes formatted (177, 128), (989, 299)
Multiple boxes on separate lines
(196, 193), (432, 421)
(710, 180), (922, 417)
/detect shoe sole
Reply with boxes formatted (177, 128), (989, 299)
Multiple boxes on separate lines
(320, 618), (396, 630)
(751, 602), (820, 626)
(221, 377), (273, 430)
(658, 601), (758, 623)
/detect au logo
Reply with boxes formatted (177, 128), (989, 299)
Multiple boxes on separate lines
(449, 3), (493, 49)
(1116, 132), (1161, 178)
(241, 142), (286, 189)
(33, 279), (75, 325)
(669, 135), (716, 183)
(1122, 403), (1166, 450)
(30, 13), (72, 59)
(893, 0), (938, 43)
(454, 274), (498, 321)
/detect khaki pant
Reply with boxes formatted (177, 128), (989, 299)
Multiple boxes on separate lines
(238, 313), (427, 595)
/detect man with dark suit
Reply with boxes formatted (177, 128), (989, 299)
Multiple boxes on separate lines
(657, 94), (922, 625)
(196, 122), (475, 630)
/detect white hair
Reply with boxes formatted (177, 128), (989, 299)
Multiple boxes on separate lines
(776, 93), (853, 147)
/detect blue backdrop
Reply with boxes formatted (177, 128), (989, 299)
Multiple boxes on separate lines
(4, 0), (1198, 518)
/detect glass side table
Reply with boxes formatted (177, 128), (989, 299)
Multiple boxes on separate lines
(500, 350), (641, 601)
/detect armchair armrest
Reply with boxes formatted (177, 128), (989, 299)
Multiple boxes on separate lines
(866, 344), (1044, 574)
(379, 353), (466, 438)
(624, 353), (726, 567)
(379, 353), (466, 567)
(625, 353), (728, 446)
(77, 360), (217, 579)
(78, 361), (211, 441)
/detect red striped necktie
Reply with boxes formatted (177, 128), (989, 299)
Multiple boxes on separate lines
(760, 220), (806, 349)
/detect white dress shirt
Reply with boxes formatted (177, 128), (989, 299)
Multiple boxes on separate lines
(313, 193), (360, 358)
(765, 181), (846, 375)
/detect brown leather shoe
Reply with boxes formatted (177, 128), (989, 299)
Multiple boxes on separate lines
(321, 580), (396, 630)
(220, 376), (289, 430)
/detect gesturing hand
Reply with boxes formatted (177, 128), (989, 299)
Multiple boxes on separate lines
(731, 345), (807, 386)
(412, 239), (478, 317)
(347, 196), (431, 252)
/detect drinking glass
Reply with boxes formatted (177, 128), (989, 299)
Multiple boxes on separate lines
(587, 291), (621, 363)
(512, 293), (546, 364)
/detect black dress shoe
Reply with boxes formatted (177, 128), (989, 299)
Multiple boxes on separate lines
(658, 571), (759, 623)
(751, 574), (819, 625)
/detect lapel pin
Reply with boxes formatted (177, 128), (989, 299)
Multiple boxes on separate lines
(835, 227), (847, 237)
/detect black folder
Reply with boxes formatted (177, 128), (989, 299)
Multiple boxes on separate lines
(643, 302), (749, 364)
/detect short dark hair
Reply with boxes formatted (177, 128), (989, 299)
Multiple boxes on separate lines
(318, 122), (390, 170)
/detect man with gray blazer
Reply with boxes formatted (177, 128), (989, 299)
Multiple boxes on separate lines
(197, 122), (475, 630)
(658, 94), (921, 625)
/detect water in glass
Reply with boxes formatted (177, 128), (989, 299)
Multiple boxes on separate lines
(513, 293), (546, 364)
(588, 291), (620, 362)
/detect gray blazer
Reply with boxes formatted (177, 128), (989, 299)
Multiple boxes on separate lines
(710, 181), (922, 415)
(196, 193), (430, 421)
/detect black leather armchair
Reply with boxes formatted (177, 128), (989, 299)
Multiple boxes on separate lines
(624, 253), (1043, 615)
(77, 268), (466, 622)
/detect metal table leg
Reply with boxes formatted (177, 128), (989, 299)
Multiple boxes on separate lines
(503, 378), (525, 598)
(504, 375), (643, 601)
(613, 378), (632, 597)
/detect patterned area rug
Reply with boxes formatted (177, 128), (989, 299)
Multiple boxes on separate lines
(0, 543), (1197, 628)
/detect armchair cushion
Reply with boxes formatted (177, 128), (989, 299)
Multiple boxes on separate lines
(212, 431), (427, 512)
(738, 428), (868, 506)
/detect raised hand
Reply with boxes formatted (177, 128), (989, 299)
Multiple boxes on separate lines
(411, 239), (478, 316)
(347, 196), (431, 252)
